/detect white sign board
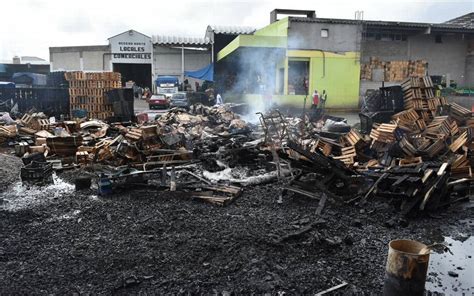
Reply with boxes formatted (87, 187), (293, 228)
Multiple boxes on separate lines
(109, 30), (152, 64)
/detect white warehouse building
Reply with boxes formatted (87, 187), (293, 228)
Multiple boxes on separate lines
(49, 27), (255, 91)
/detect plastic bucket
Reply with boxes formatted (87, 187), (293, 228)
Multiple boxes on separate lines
(383, 239), (430, 296)
(75, 177), (92, 191)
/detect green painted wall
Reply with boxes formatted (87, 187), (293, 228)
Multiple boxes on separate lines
(308, 56), (360, 109)
(223, 51), (361, 110)
(218, 18), (361, 110)
(217, 35), (286, 61)
(285, 50), (361, 109)
(254, 18), (289, 37)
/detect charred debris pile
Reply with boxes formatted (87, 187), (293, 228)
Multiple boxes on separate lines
(0, 76), (472, 215)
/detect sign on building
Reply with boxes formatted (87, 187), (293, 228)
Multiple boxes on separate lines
(109, 30), (152, 64)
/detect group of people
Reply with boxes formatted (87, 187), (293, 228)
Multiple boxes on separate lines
(132, 83), (152, 100)
(311, 89), (327, 109)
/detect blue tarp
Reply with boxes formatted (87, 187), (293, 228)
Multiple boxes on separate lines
(184, 63), (213, 82)
(0, 82), (15, 88)
(12, 72), (47, 86)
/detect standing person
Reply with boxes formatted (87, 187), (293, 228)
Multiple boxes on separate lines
(206, 87), (215, 105)
(311, 89), (319, 109)
(320, 90), (327, 109)
(215, 93), (223, 105)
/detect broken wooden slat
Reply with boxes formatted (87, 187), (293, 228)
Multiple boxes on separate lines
(449, 131), (468, 152)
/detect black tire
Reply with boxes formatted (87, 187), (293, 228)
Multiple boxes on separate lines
(327, 124), (351, 133)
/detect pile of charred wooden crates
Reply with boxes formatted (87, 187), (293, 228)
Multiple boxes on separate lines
(65, 71), (122, 120)
(307, 76), (473, 214)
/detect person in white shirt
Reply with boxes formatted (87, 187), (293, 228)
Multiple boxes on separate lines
(216, 93), (223, 105)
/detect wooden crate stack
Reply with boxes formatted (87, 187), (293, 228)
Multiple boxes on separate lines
(360, 57), (426, 82)
(384, 61), (409, 82)
(65, 71), (122, 120)
(401, 76), (441, 121)
(448, 102), (473, 125)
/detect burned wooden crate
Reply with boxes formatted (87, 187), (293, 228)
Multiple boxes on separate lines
(283, 140), (358, 201)
(365, 162), (452, 215)
(75, 151), (89, 164)
(344, 129), (364, 147)
(399, 136), (417, 157)
(447, 103), (472, 125)
(46, 136), (83, 156)
(451, 153), (472, 179)
(371, 123), (400, 142)
(449, 131), (468, 153)
(190, 185), (242, 206)
(392, 109), (419, 132)
(20, 161), (53, 185)
(333, 146), (356, 166)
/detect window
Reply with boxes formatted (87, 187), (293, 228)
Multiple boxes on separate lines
(367, 32), (407, 41)
(321, 29), (329, 38)
(435, 35), (442, 43)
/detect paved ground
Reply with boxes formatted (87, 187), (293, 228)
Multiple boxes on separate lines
(1, 152), (472, 294)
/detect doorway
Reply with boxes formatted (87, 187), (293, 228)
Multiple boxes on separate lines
(113, 63), (152, 89)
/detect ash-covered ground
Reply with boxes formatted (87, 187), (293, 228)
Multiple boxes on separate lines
(0, 153), (472, 295)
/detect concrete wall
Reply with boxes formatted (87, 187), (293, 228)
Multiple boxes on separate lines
(464, 39), (474, 87)
(50, 51), (81, 71)
(466, 55), (474, 87)
(50, 45), (110, 71)
(82, 50), (110, 71)
(361, 33), (470, 86)
(288, 22), (360, 52)
(50, 44), (211, 84)
(410, 34), (467, 86)
(153, 46), (211, 79)
(362, 40), (408, 62)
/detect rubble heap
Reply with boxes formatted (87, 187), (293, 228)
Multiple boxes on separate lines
(282, 77), (473, 214)
(0, 76), (472, 214)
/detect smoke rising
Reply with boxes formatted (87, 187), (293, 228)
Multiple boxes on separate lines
(219, 35), (311, 122)
(220, 47), (285, 122)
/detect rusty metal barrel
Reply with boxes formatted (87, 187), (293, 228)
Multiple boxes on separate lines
(383, 239), (430, 296)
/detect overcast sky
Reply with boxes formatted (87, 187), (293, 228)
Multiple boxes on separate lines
(0, 0), (472, 62)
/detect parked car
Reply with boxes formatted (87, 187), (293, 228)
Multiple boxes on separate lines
(170, 92), (189, 109)
(148, 94), (169, 109)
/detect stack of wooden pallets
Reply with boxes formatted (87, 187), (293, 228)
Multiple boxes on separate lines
(65, 71), (122, 120)
(401, 76), (442, 123)
(333, 75), (473, 181)
(360, 57), (427, 82)
(448, 102), (472, 125)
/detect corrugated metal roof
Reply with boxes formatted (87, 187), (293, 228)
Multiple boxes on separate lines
(289, 16), (474, 32)
(208, 25), (256, 35)
(444, 12), (474, 29)
(152, 35), (212, 46)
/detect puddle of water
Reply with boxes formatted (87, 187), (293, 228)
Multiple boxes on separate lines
(425, 236), (474, 294)
(0, 174), (74, 211)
